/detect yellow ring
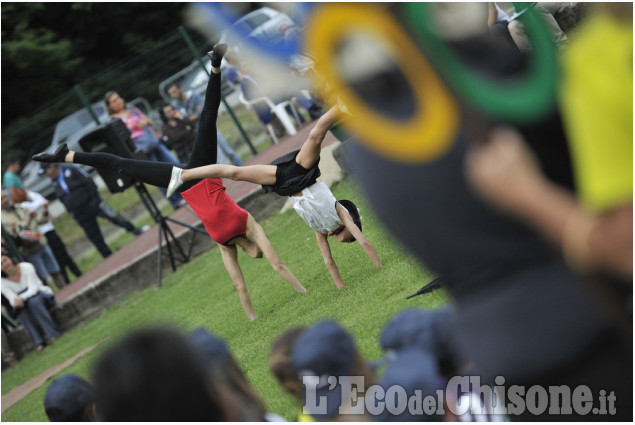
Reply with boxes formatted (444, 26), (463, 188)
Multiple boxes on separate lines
(305, 4), (459, 163)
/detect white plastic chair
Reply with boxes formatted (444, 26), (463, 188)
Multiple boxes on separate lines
(238, 91), (300, 144)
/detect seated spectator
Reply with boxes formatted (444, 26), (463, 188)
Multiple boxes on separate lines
(0, 254), (60, 352)
(291, 320), (374, 421)
(160, 103), (242, 166)
(1, 189), (66, 289)
(159, 103), (197, 164)
(44, 374), (98, 421)
(188, 328), (283, 421)
(104, 90), (185, 209)
(92, 326), (238, 421)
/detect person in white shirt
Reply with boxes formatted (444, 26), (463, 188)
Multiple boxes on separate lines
(1, 254), (60, 351)
(20, 190), (82, 284)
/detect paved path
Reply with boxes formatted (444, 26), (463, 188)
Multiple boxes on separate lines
(1, 339), (108, 413)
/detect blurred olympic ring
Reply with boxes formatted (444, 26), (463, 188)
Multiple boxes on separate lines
(403, 3), (558, 123)
(305, 4), (460, 164)
(198, 3), (313, 62)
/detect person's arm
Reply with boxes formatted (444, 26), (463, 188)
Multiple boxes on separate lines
(16, 263), (40, 301)
(188, 93), (204, 123)
(488, 3), (498, 27)
(336, 203), (382, 268)
(1, 281), (19, 309)
(218, 244), (258, 321)
(315, 230), (346, 289)
(245, 214), (306, 293)
(466, 127), (633, 278)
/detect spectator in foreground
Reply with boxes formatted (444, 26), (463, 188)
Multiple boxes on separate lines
(40, 163), (148, 259)
(0, 254), (60, 352)
(44, 374), (98, 422)
(291, 320), (374, 421)
(188, 328), (284, 421)
(92, 326), (237, 421)
(269, 326), (310, 421)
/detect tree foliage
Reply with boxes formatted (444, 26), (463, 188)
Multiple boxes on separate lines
(1, 2), (213, 168)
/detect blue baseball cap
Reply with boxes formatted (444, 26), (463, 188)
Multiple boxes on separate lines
(187, 328), (229, 364)
(44, 374), (94, 422)
(292, 320), (356, 419)
(374, 348), (444, 422)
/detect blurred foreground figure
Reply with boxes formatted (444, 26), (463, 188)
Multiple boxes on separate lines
(44, 374), (97, 422)
(345, 4), (632, 420)
(93, 327), (234, 421)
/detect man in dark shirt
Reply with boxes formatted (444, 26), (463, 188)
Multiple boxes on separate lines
(40, 164), (147, 258)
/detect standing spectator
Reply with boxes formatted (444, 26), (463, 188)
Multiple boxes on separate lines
(3, 156), (28, 204)
(20, 190), (82, 284)
(1, 254), (60, 352)
(1, 189), (66, 289)
(167, 81), (243, 165)
(40, 163), (147, 259)
(104, 91), (185, 209)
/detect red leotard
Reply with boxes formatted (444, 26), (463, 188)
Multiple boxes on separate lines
(180, 178), (248, 246)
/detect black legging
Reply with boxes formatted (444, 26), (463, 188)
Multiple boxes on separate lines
(74, 72), (222, 194)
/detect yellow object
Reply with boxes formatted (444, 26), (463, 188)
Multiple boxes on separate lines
(560, 11), (633, 212)
(297, 411), (315, 422)
(305, 4), (459, 163)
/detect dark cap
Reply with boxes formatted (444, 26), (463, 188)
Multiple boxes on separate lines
(374, 348), (444, 422)
(38, 163), (52, 175)
(187, 328), (229, 363)
(292, 320), (356, 419)
(44, 374), (94, 422)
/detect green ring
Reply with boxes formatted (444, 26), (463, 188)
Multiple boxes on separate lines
(403, 3), (558, 123)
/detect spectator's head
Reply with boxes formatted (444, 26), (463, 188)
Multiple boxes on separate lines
(166, 82), (185, 101)
(380, 307), (467, 378)
(188, 328), (267, 421)
(39, 163), (60, 181)
(104, 91), (126, 115)
(6, 156), (21, 173)
(292, 320), (374, 420)
(1, 254), (19, 277)
(335, 200), (362, 243)
(270, 326), (308, 401)
(44, 374), (97, 422)
(374, 348), (445, 422)
(92, 326), (231, 421)
(159, 103), (177, 124)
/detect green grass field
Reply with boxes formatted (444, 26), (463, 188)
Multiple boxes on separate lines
(1, 178), (448, 421)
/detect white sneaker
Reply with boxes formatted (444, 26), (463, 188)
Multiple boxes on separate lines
(166, 166), (184, 198)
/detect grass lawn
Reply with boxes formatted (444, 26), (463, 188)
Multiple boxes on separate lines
(1, 178), (448, 421)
